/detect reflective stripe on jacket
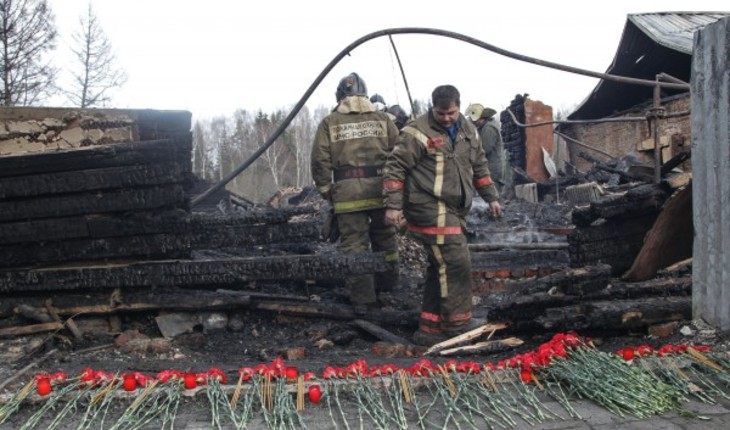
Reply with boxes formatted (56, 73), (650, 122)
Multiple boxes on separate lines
(384, 111), (499, 243)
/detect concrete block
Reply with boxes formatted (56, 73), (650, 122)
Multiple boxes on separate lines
(6, 120), (43, 134)
(103, 126), (134, 142)
(155, 312), (200, 339)
(58, 127), (85, 146)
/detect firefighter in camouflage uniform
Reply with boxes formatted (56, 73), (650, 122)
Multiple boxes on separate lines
(311, 73), (400, 313)
(384, 85), (503, 345)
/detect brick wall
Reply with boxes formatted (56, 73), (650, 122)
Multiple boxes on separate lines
(0, 107), (191, 157)
(524, 100), (555, 181)
(564, 95), (691, 172)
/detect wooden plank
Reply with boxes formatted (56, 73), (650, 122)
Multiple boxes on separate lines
(470, 249), (569, 270)
(352, 319), (413, 346)
(253, 301), (417, 327)
(0, 233), (191, 268)
(0, 136), (191, 178)
(0, 322), (63, 338)
(537, 296), (690, 331)
(0, 162), (188, 199)
(425, 323), (507, 355)
(0, 184), (187, 222)
(0, 210), (319, 246)
(0, 219), (320, 267)
(468, 242), (567, 252)
(0, 252), (391, 293)
(47, 290), (253, 316)
(623, 185), (693, 281)
(439, 337), (523, 356)
(44, 299), (83, 341)
(0, 211), (186, 244)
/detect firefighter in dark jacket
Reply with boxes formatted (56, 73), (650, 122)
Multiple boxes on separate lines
(311, 73), (400, 313)
(384, 85), (503, 345)
(466, 103), (505, 193)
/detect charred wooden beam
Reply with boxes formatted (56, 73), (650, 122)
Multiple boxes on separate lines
(515, 264), (612, 296)
(0, 321), (63, 338)
(0, 211), (319, 247)
(352, 319), (413, 345)
(0, 162), (188, 200)
(0, 233), (191, 268)
(186, 218), (320, 249)
(486, 273), (690, 321)
(217, 205), (320, 225)
(568, 215), (658, 274)
(253, 301), (418, 327)
(577, 151), (641, 182)
(0, 252), (390, 293)
(1, 289), (312, 319)
(26, 289), (253, 317)
(661, 151), (691, 176)
(0, 136), (191, 178)
(591, 276), (691, 299)
(0, 184), (187, 223)
(536, 296), (690, 331)
(471, 249), (569, 270)
(468, 242), (568, 252)
(623, 184), (693, 282)
(571, 183), (668, 227)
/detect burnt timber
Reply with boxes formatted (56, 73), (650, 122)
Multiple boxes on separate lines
(0, 107), (701, 338)
(0, 252), (390, 293)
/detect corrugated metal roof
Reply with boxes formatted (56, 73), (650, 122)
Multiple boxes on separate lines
(628, 12), (729, 54)
(567, 12), (729, 119)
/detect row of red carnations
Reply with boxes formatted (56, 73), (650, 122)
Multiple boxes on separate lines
(32, 333), (712, 402)
(33, 364), (324, 404)
(616, 343), (711, 361)
(29, 332), (586, 397)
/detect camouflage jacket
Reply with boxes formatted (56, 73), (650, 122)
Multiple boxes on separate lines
(311, 96), (399, 213)
(383, 111), (499, 243)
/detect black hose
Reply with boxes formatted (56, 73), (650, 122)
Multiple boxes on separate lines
(191, 27), (690, 206)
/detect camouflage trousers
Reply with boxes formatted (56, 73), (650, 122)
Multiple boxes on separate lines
(416, 235), (473, 334)
(337, 208), (400, 306)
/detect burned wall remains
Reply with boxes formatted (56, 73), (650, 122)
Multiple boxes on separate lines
(563, 95), (691, 172)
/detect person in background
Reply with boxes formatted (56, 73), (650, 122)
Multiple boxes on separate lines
(370, 93), (387, 112)
(466, 103), (505, 193)
(384, 85), (503, 345)
(387, 104), (409, 130)
(370, 93), (410, 130)
(311, 73), (401, 314)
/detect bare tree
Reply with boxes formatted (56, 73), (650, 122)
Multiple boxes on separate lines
(256, 111), (289, 189)
(67, 4), (125, 107)
(291, 106), (313, 187)
(0, 0), (57, 106)
(192, 120), (218, 181)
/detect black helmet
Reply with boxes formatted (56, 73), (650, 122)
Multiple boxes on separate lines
(335, 73), (368, 102)
(387, 104), (409, 129)
(370, 94), (386, 105)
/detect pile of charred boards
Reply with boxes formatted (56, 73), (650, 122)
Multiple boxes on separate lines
(0, 108), (693, 345)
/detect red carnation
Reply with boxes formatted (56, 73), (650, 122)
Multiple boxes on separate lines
(520, 368), (533, 384)
(620, 347), (635, 361)
(238, 367), (255, 381)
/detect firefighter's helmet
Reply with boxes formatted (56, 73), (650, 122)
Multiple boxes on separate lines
(336, 73), (368, 102)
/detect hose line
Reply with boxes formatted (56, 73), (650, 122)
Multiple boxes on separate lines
(191, 27), (689, 206)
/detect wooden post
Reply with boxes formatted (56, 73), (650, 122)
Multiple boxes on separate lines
(692, 16), (730, 331)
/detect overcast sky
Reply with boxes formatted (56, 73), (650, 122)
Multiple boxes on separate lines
(47, 1), (728, 120)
